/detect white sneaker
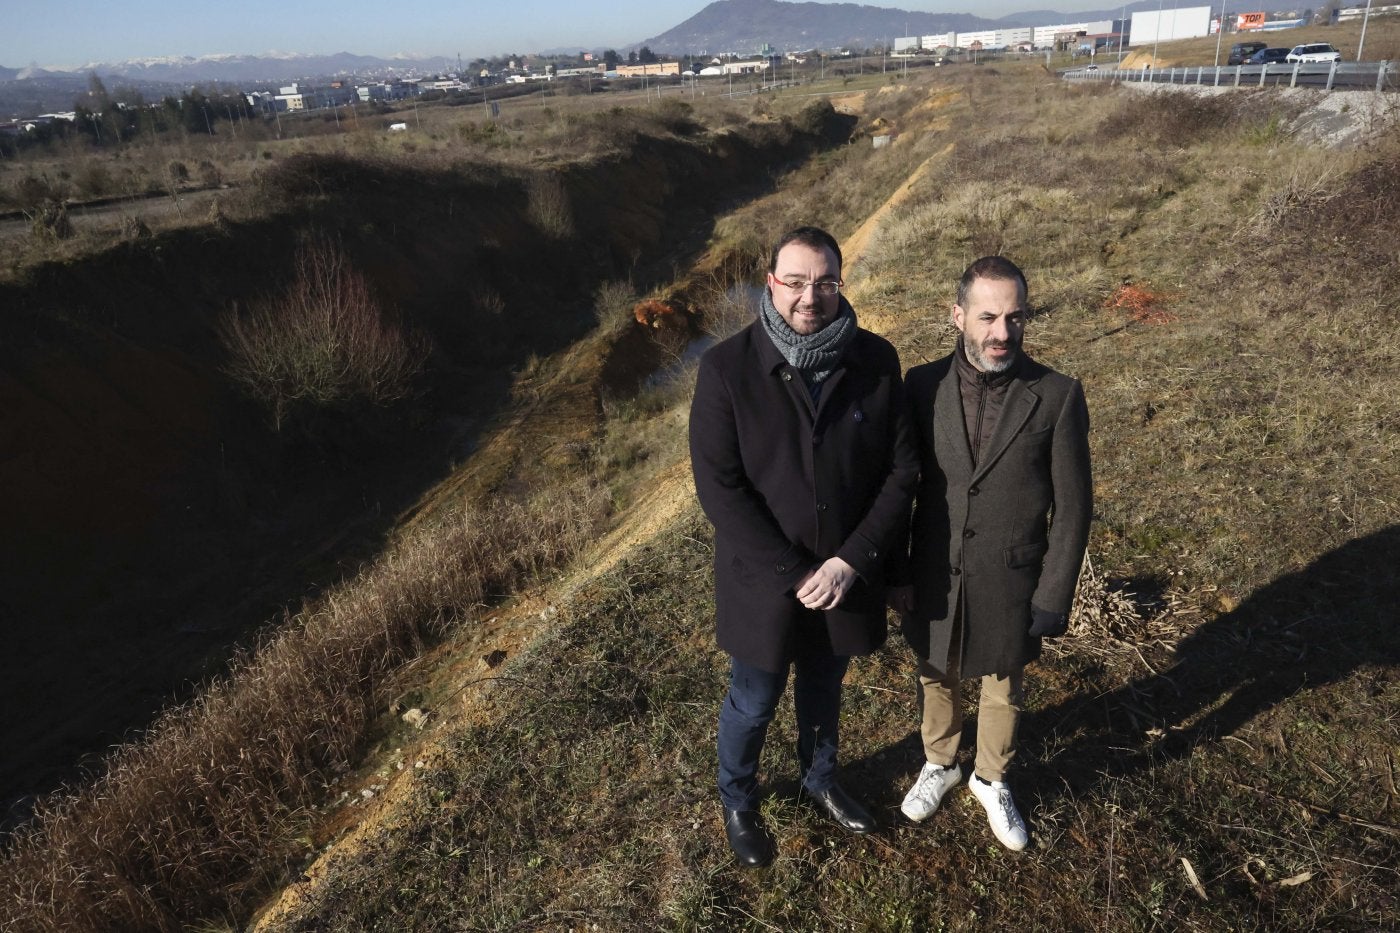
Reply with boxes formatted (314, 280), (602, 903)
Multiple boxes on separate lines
(900, 762), (963, 822)
(968, 775), (1029, 851)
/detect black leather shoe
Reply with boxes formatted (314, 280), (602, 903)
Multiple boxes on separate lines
(806, 784), (877, 834)
(724, 808), (774, 867)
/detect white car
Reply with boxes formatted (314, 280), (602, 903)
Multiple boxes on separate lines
(1286, 43), (1341, 64)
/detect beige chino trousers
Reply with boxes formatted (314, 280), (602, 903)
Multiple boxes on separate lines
(916, 621), (1024, 782)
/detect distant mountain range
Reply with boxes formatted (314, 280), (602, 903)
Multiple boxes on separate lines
(2, 51), (456, 87)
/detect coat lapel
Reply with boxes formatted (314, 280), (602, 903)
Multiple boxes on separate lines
(971, 374), (1039, 484)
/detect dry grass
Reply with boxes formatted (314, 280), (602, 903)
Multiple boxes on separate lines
(0, 481), (605, 932)
(227, 64), (1398, 931)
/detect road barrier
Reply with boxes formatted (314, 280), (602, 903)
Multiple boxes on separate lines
(1065, 60), (1397, 92)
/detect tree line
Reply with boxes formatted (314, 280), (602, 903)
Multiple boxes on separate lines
(2, 74), (263, 157)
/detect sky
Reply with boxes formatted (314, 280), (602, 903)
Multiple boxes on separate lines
(1, 0), (1117, 69)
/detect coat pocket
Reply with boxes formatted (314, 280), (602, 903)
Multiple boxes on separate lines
(1003, 541), (1048, 569)
(730, 553), (758, 586)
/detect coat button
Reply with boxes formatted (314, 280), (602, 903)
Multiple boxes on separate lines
(950, 567), (962, 576)
(782, 372), (793, 382)
(817, 503), (829, 511)
(867, 549), (878, 559)
(963, 529), (975, 539)
(969, 486), (980, 496)
(776, 564), (789, 573)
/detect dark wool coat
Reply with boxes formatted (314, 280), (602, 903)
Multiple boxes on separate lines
(901, 350), (1092, 679)
(689, 319), (918, 673)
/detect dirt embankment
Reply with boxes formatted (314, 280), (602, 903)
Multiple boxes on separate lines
(0, 102), (855, 811)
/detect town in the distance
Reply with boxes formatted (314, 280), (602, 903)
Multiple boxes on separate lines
(1, 4), (1388, 137)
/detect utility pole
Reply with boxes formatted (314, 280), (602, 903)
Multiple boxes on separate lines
(1152, 0), (1165, 69)
(1214, 3), (1226, 67)
(1357, 0), (1374, 61)
(1121, 2), (1129, 61)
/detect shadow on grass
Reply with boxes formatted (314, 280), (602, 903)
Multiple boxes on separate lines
(1025, 522), (1400, 800)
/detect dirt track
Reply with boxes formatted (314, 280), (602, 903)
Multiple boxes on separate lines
(0, 186), (227, 239)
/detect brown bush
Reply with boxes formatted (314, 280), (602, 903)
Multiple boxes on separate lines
(219, 238), (429, 430)
(29, 200), (74, 241)
(13, 174), (68, 210)
(73, 162), (114, 199)
(1098, 90), (1238, 145)
(526, 173), (573, 237)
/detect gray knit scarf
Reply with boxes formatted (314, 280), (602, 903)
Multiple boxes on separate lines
(758, 286), (857, 387)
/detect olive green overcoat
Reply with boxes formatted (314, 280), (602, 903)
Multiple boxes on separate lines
(901, 351), (1092, 678)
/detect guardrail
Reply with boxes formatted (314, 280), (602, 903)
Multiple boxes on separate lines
(1064, 60), (1397, 92)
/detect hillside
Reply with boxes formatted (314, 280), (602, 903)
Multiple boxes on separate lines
(246, 69), (1399, 929)
(4, 31), (1399, 931)
(0, 95), (853, 809)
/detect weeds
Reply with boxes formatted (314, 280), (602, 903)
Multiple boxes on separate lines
(27, 200), (74, 241)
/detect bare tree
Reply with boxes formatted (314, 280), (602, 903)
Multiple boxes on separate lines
(220, 238), (429, 430)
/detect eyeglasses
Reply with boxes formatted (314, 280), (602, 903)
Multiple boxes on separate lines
(773, 277), (843, 296)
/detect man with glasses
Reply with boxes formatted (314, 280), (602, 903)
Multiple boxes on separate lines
(689, 226), (917, 866)
(891, 256), (1092, 852)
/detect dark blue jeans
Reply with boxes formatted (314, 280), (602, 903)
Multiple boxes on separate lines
(716, 640), (851, 812)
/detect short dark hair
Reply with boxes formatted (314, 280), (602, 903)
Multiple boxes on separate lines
(957, 256), (1028, 308)
(769, 226), (842, 275)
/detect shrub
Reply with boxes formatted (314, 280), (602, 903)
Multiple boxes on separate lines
(119, 215), (152, 239)
(219, 238), (429, 430)
(73, 162), (114, 199)
(654, 98), (699, 135)
(526, 172), (573, 238)
(29, 200), (74, 241)
(13, 174), (67, 210)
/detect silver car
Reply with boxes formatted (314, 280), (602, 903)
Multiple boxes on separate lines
(1286, 43), (1342, 63)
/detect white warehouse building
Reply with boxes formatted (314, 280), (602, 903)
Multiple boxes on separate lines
(899, 19), (1116, 52)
